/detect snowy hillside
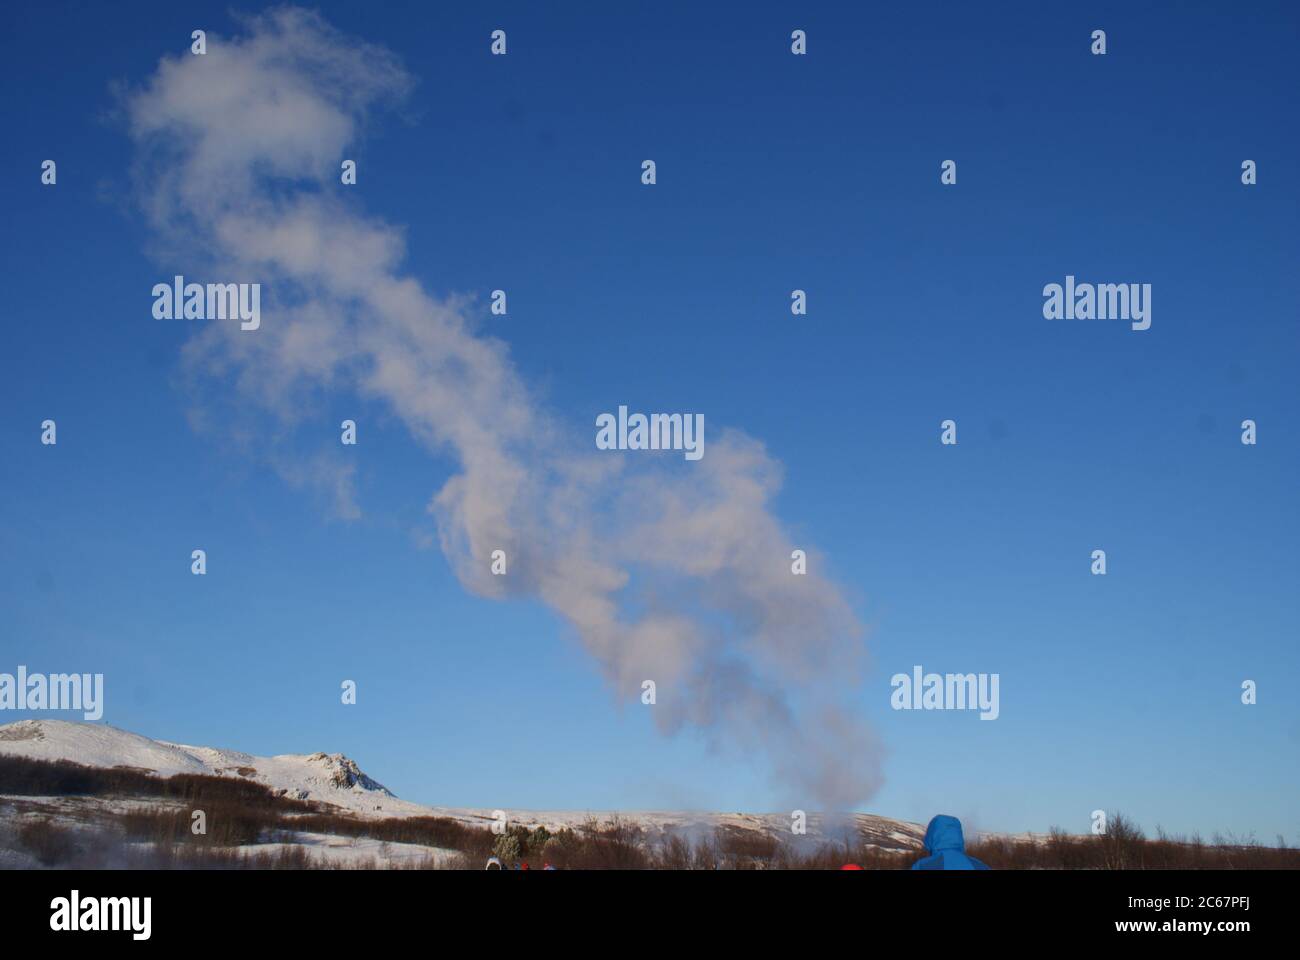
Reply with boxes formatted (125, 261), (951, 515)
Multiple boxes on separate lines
(0, 719), (429, 817)
(0, 719), (926, 848)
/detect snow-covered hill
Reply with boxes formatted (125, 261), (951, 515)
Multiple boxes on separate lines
(0, 719), (926, 848)
(0, 719), (429, 817)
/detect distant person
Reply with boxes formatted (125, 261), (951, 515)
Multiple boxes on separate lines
(911, 815), (990, 870)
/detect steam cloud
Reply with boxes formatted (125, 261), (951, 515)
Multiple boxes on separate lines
(125, 8), (882, 809)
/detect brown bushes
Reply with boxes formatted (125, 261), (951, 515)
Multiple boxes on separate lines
(10, 805), (1299, 869)
(287, 813), (496, 856)
(122, 801), (267, 847)
(16, 818), (79, 866)
(536, 818), (652, 870)
(0, 754), (316, 815)
(4, 753), (1297, 870)
(964, 812), (1300, 870)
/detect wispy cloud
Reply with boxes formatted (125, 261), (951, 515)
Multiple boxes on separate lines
(125, 7), (881, 809)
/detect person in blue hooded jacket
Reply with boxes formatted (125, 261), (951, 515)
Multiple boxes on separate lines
(911, 815), (990, 870)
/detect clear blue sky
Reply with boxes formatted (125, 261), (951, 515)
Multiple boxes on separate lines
(1, 1), (1297, 841)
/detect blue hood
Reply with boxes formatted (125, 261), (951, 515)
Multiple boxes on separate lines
(911, 815), (990, 870)
(923, 815), (966, 852)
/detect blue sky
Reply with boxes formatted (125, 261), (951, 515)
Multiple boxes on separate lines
(1, 1), (1297, 840)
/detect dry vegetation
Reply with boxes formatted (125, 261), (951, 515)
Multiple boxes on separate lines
(3, 755), (1296, 870)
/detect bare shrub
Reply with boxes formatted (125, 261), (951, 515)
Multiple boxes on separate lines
(17, 818), (78, 866)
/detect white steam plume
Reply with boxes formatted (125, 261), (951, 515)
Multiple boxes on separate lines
(126, 7), (882, 809)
